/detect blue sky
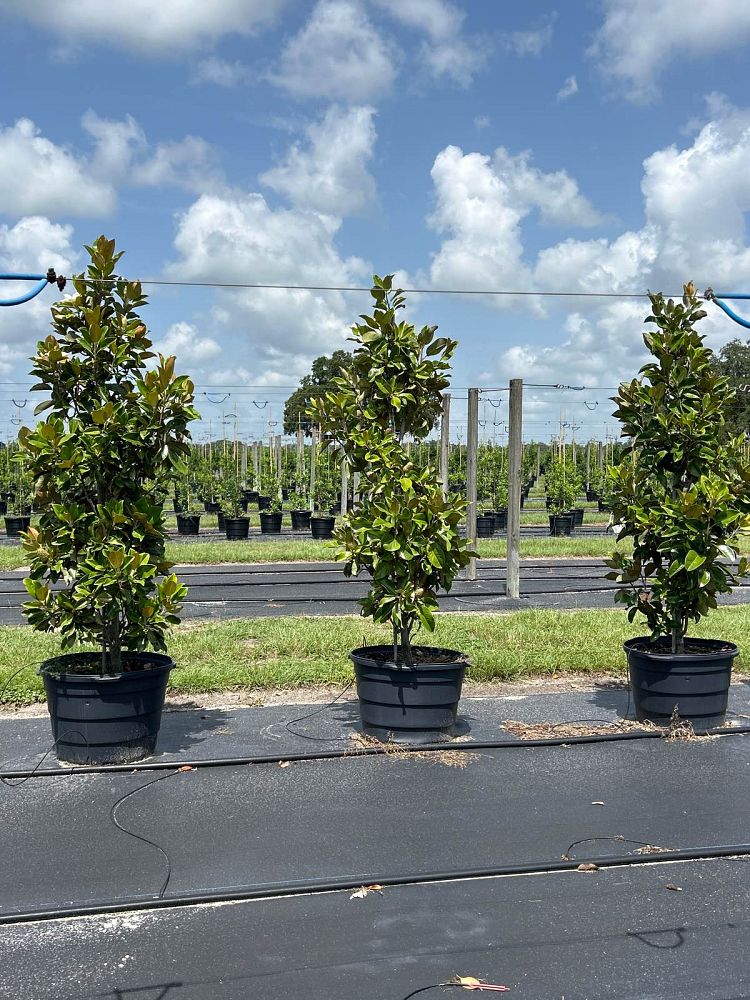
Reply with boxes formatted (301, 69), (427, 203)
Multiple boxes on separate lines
(1, 0), (750, 443)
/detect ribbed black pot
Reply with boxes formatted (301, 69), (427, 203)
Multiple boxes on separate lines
(243, 489), (258, 504)
(204, 501), (221, 514)
(0, 500), (6, 516)
(549, 514), (573, 536)
(260, 511), (282, 534)
(586, 490), (598, 502)
(350, 645), (467, 743)
(218, 512), (226, 532)
(493, 509), (508, 532)
(176, 514), (201, 535)
(237, 498), (249, 514)
(310, 515), (335, 540)
(40, 652), (173, 764)
(257, 495), (271, 511)
(572, 507), (585, 527)
(624, 637), (737, 731)
(4, 515), (30, 537)
(476, 514), (495, 538)
(291, 509), (311, 531)
(598, 499), (610, 513)
(225, 516), (250, 539)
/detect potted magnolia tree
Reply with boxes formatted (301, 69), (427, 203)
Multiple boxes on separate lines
(20, 236), (198, 764)
(606, 285), (750, 730)
(310, 275), (474, 742)
(545, 459), (577, 536)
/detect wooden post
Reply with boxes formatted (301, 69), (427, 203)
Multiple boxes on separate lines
(440, 393), (451, 498)
(252, 441), (259, 486)
(309, 426), (318, 512)
(296, 427), (304, 480)
(240, 441), (247, 482)
(275, 434), (282, 481)
(466, 388), (479, 582)
(506, 379), (523, 599)
(340, 459), (348, 516)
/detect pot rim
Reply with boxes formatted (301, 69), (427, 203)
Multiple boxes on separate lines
(39, 650), (174, 681)
(623, 636), (738, 660)
(350, 643), (469, 672)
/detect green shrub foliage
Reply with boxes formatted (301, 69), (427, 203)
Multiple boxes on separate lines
(606, 284), (750, 652)
(19, 237), (199, 674)
(309, 276), (474, 665)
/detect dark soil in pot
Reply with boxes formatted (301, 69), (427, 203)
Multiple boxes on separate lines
(260, 511), (282, 534)
(225, 516), (250, 539)
(40, 651), (173, 764)
(310, 515), (335, 539)
(548, 514), (573, 536)
(624, 636), (737, 731)
(291, 509), (311, 531)
(176, 514), (201, 535)
(350, 644), (468, 743)
(4, 515), (31, 537)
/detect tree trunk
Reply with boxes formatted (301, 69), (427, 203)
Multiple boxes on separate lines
(671, 626), (684, 655)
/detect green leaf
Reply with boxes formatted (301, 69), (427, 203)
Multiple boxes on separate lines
(684, 550), (706, 572)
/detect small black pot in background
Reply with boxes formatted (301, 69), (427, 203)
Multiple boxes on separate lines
(572, 507), (585, 527)
(225, 516), (250, 539)
(4, 515), (31, 537)
(40, 651), (173, 765)
(476, 514), (495, 538)
(260, 511), (283, 534)
(291, 509), (311, 531)
(549, 514), (573, 536)
(624, 636), (736, 731)
(204, 501), (221, 514)
(492, 509), (508, 532)
(0, 500), (6, 516)
(586, 490), (598, 502)
(598, 499), (610, 513)
(243, 489), (258, 504)
(310, 515), (335, 540)
(257, 495), (272, 511)
(218, 512), (226, 532)
(176, 514), (201, 536)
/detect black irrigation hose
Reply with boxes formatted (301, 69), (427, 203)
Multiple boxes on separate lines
(3, 841), (749, 926)
(2, 725), (749, 780)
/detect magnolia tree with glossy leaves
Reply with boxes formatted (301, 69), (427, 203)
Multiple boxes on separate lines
(309, 276), (474, 666)
(606, 284), (750, 653)
(20, 236), (199, 674)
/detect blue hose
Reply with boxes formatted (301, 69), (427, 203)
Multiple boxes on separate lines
(708, 291), (750, 330)
(0, 272), (50, 307)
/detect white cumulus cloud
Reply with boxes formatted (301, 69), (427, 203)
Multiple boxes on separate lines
(261, 106), (377, 215)
(0, 0), (288, 54)
(591, 0), (750, 103)
(557, 75), (578, 101)
(272, 0), (397, 101)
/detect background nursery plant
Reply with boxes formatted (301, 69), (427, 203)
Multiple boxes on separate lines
(607, 284), (750, 654)
(310, 275), (473, 666)
(20, 236), (199, 675)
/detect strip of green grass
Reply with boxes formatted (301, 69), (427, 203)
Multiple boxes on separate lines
(4, 534), (750, 570)
(2, 606), (748, 706)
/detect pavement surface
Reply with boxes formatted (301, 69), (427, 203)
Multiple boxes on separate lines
(1, 690), (750, 997)
(2, 558), (749, 623)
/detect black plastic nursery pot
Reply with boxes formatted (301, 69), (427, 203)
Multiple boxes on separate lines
(204, 501), (221, 514)
(476, 514), (495, 538)
(243, 489), (258, 504)
(549, 514), (573, 536)
(218, 512), (226, 532)
(624, 637), (737, 732)
(572, 507), (585, 527)
(0, 500), (6, 516)
(291, 509), (311, 531)
(176, 514), (201, 536)
(40, 652), (173, 765)
(310, 515), (335, 539)
(492, 509), (507, 532)
(257, 495), (272, 511)
(586, 490), (598, 502)
(4, 515), (31, 537)
(259, 511), (282, 534)
(350, 645), (468, 743)
(225, 516), (250, 540)
(598, 499), (610, 513)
